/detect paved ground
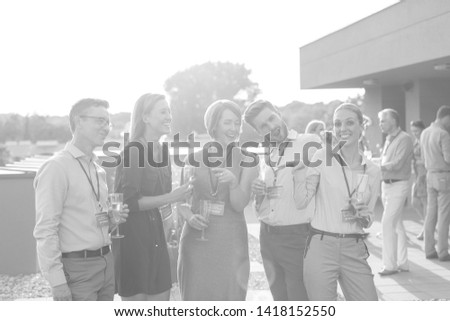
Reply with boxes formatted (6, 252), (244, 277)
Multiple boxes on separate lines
(244, 200), (450, 301)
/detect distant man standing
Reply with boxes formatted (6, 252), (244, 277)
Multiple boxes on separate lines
(243, 100), (320, 300)
(378, 108), (413, 276)
(34, 98), (128, 300)
(420, 105), (450, 261)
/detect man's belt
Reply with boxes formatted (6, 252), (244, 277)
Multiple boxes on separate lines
(310, 227), (364, 239)
(62, 245), (110, 259)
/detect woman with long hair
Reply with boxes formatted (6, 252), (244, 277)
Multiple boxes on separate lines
(293, 103), (381, 300)
(177, 99), (258, 300)
(113, 93), (192, 301)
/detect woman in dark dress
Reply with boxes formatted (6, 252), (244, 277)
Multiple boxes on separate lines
(177, 100), (258, 300)
(113, 93), (192, 301)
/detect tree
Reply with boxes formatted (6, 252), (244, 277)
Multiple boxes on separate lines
(164, 61), (260, 138)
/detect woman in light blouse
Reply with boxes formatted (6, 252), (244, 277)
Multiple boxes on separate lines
(293, 103), (381, 301)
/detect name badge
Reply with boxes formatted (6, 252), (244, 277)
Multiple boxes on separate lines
(204, 200), (225, 216)
(95, 211), (110, 228)
(267, 185), (283, 200)
(159, 204), (173, 220)
(341, 203), (357, 222)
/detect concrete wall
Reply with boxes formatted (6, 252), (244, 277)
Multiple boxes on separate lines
(300, 0), (450, 88)
(363, 85), (406, 155)
(0, 173), (39, 275)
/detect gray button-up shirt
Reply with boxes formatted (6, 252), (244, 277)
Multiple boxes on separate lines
(380, 128), (414, 181)
(420, 122), (450, 172)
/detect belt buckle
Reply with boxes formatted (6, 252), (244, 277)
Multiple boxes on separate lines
(338, 233), (345, 238)
(83, 250), (88, 259)
(100, 247), (105, 256)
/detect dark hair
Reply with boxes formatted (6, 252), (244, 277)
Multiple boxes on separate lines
(243, 100), (279, 129)
(334, 103), (364, 125)
(378, 108), (400, 126)
(410, 120), (425, 130)
(437, 105), (450, 120)
(130, 93), (166, 141)
(69, 98), (109, 133)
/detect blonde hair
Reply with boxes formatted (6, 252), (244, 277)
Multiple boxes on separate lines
(130, 93), (165, 141)
(305, 120), (326, 134)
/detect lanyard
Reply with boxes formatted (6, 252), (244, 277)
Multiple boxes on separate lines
(76, 158), (101, 207)
(268, 140), (290, 186)
(338, 154), (367, 200)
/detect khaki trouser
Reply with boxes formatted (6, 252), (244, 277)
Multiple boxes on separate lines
(304, 234), (378, 301)
(424, 172), (450, 258)
(62, 251), (115, 301)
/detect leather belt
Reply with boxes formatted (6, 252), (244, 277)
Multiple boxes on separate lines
(310, 227), (364, 239)
(382, 179), (403, 184)
(62, 245), (110, 259)
(261, 222), (310, 234)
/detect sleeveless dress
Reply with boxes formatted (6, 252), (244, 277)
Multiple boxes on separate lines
(113, 141), (172, 297)
(178, 147), (250, 300)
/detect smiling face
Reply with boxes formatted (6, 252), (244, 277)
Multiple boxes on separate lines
(143, 99), (172, 137)
(333, 108), (363, 147)
(214, 108), (241, 145)
(251, 107), (288, 143)
(75, 106), (110, 148)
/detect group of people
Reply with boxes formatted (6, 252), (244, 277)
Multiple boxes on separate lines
(377, 106), (450, 276)
(33, 93), (450, 301)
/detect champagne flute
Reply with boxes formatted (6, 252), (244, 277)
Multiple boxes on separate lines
(109, 193), (124, 239)
(183, 165), (195, 207)
(197, 200), (210, 241)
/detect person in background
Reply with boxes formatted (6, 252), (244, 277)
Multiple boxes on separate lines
(305, 119), (326, 142)
(293, 103), (380, 301)
(244, 100), (320, 301)
(113, 93), (192, 300)
(410, 120), (427, 240)
(177, 99), (257, 300)
(420, 105), (450, 261)
(34, 98), (129, 301)
(378, 108), (414, 276)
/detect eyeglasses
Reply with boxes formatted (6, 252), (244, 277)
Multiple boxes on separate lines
(79, 115), (111, 127)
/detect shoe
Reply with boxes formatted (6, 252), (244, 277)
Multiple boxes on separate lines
(378, 269), (398, 276)
(426, 252), (438, 259)
(416, 233), (424, 241)
(439, 255), (450, 262)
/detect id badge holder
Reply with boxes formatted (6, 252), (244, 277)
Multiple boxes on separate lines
(159, 204), (173, 220)
(95, 211), (110, 228)
(206, 200), (225, 216)
(341, 202), (357, 222)
(267, 185), (283, 200)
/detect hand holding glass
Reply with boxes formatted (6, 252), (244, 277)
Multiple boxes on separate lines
(109, 193), (124, 239)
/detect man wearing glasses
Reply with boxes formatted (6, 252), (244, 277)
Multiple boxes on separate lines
(34, 98), (128, 300)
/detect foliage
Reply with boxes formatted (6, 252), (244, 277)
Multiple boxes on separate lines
(164, 61), (260, 138)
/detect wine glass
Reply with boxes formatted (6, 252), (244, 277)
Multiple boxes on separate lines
(109, 193), (124, 239)
(183, 165), (195, 207)
(196, 200), (210, 241)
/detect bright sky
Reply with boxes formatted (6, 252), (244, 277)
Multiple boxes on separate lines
(0, 0), (398, 116)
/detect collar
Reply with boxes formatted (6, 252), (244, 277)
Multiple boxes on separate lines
(388, 127), (402, 139)
(65, 142), (99, 162)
